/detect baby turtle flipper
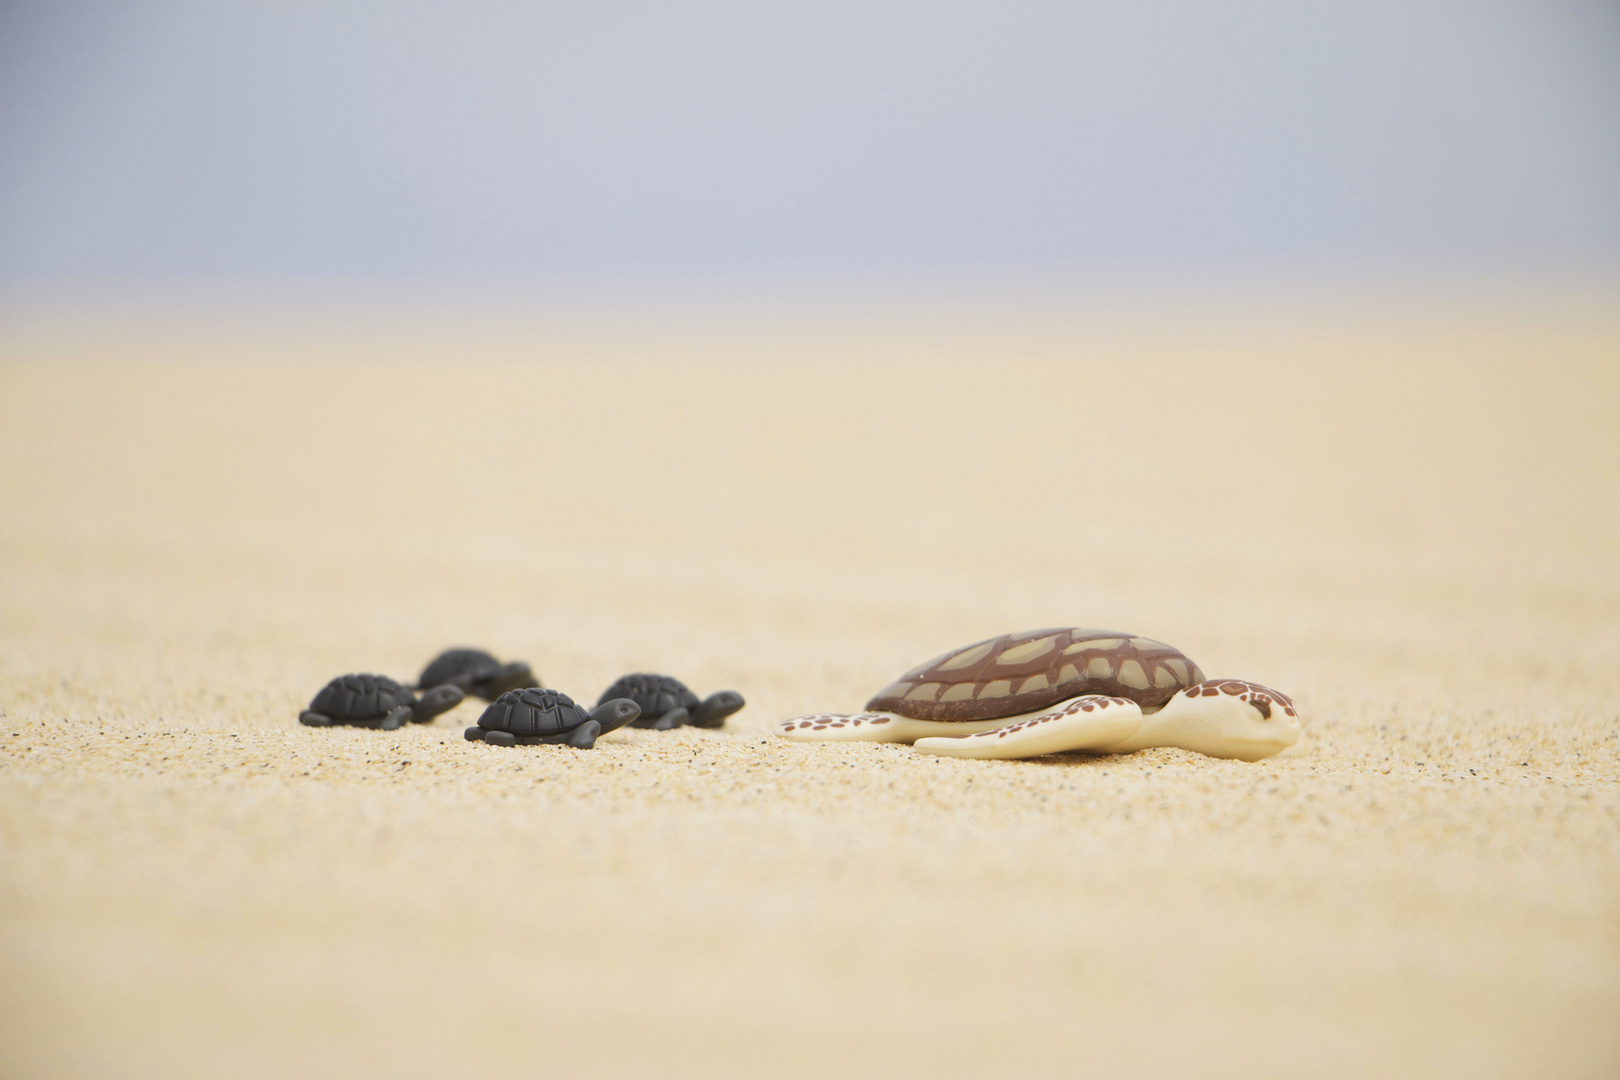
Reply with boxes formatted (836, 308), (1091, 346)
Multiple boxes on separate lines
(690, 691), (745, 728)
(482, 730), (517, 746)
(490, 662), (539, 697)
(412, 684), (466, 723)
(562, 720), (602, 749)
(649, 706), (689, 731)
(463, 726), (487, 741)
(378, 705), (415, 731)
(299, 711), (333, 726)
(589, 698), (640, 735)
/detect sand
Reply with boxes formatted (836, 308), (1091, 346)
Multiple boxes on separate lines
(1, 293), (1618, 1079)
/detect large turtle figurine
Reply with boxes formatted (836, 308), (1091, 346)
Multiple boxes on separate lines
(417, 648), (539, 702)
(775, 627), (1303, 762)
(464, 688), (640, 749)
(300, 673), (465, 730)
(598, 674), (746, 731)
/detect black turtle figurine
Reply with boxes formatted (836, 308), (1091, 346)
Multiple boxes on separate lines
(465, 687), (640, 749)
(598, 673), (746, 731)
(417, 648), (539, 702)
(300, 673), (465, 730)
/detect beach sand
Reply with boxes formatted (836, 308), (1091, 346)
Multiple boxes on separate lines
(2, 295), (1617, 1078)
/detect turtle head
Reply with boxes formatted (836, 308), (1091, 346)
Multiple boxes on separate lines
(412, 683), (466, 723)
(1164, 680), (1303, 762)
(689, 690), (746, 728)
(589, 697), (640, 734)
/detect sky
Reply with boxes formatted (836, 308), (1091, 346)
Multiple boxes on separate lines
(1, 0), (1617, 285)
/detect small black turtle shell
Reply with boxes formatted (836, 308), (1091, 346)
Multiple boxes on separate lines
(599, 674), (699, 720)
(419, 647), (538, 700)
(309, 674), (416, 721)
(420, 648), (500, 690)
(477, 688), (592, 738)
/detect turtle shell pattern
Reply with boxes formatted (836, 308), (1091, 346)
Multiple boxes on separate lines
(309, 673), (418, 721)
(865, 628), (1205, 721)
(598, 674), (699, 718)
(477, 688), (593, 738)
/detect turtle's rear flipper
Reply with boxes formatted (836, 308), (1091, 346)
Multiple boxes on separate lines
(650, 707), (689, 731)
(299, 711), (333, 726)
(412, 684), (466, 723)
(490, 662), (539, 697)
(589, 698), (640, 735)
(690, 691), (745, 728)
(913, 696), (1143, 760)
(378, 705), (414, 730)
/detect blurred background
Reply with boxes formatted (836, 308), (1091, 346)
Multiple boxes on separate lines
(2, 0), (1617, 294)
(2, 4), (1619, 1079)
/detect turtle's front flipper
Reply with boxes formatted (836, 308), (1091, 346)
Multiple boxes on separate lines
(378, 705), (415, 730)
(913, 696), (1143, 760)
(690, 691), (745, 728)
(463, 726), (487, 741)
(775, 712), (1013, 744)
(589, 698), (640, 735)
(649, 707), (689, 731)
(564, 720), (602, 749)
(491, 662), (539, 697)
(299, 711), (333, 726)
(412, 684), (466, 723)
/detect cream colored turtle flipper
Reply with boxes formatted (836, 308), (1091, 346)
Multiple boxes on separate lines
(1098, 679), (1303, 762)
(912, 695), (1144, 760)
(775, 712), (1043, 744)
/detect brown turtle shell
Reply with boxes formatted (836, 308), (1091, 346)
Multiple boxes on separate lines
(865, 627), (1205, 721)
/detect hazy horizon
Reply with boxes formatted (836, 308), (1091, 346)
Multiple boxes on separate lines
(2, 0), (1618, 291)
